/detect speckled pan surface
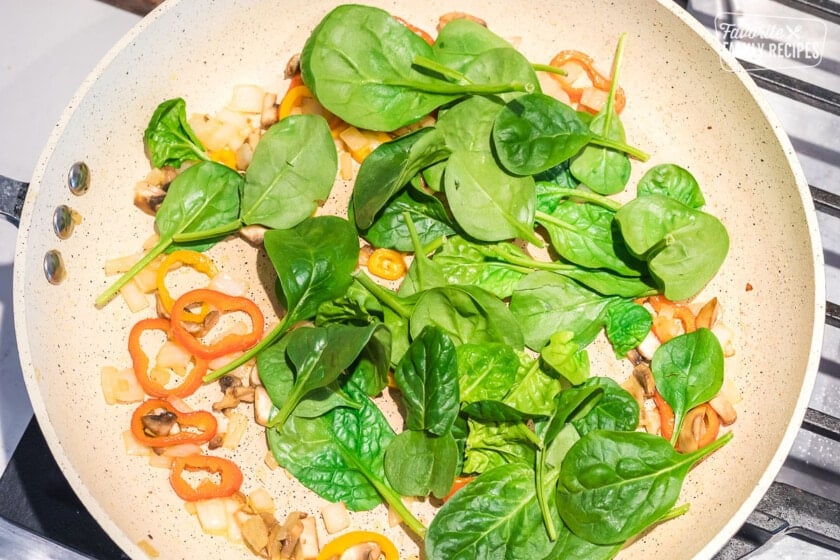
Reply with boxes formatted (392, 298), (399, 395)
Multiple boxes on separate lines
(13, 0), (824, 558)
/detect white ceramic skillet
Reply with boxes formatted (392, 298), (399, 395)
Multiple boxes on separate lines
(11, 0), (824, 558)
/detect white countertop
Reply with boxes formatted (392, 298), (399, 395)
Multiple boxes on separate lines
(0, 0), (141, 470)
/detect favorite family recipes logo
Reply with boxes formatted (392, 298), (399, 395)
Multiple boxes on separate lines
(714, 12), (826, 71)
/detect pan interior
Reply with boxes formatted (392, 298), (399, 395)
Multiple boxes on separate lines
(14, 0), (822, 558)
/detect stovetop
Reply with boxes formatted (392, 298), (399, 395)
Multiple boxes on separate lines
(1, 0), (838, 558)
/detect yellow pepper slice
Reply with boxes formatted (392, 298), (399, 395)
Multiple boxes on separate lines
(155, 250), (219, 322)
(316, 531), (399, 560)
(277, 84), (313, 120)
(367, 248), (407, 281)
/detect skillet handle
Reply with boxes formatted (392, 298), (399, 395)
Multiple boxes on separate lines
(0, 175), (28, 227)
(95, 0), (164, 16)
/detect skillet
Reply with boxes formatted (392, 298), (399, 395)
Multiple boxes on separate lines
(10, 0), (825, 558)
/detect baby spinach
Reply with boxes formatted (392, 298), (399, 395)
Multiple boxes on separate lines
(143, 97), (209, 168)
(651, 328), (724, 445)
(358, 187), (456, 252)
(301, 5), (527, 131)
(540, 331), (590, 386)
(604, 299), (653, 357)
(492, 93), (649, 176)
(615, 193), (729, 301)
(432, 17), (516, 73)
(206, 216), (359, 381)
(510, 271), (613, 351)
(557, 429), (733, 545)
(444, 150), (541, 245)
(502, 354), (563, 418)
(384, 429), (459, 498)
(457, 343), (522, 403)
(464, 419), (538, 473)
(95, 161), (241, 307)
(267, 379), (427, 537)
(570, 377), (639, 436)
(241, 114), (337, 229)
(263, 323), (389, 430)
(410, 285), (524, 349)
(537, 199), (645, 277)
(394, 326), (460, 436)
(637, 163), (705, 208)
(569, 34), (631, 195)
(353, 127), (450, 229)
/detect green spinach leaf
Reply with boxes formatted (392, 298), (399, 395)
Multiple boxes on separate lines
(143, 98), (209, 168)
(241, 114), (336, 229)
(604, 299), (653, 357)
(651, 328), (724, 444)
(540, 331), (590, 385)
(637, 163), (705, 208)
(384, 430), (459, 498)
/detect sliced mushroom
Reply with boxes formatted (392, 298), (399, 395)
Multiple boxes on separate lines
(254, 385), (273, 427)
(179, 309), (221, 337)
(632, 361), (656, 398)
(240, 224), (268, 245)
(296, 515), (319, 560)
(141, 410), (177, 437)
(285, 53), (301, 79)
(709, 393), (738, 425)
(134, 181), (168, 216)
(339, 542), (384, 560)
(437, 11), (487, 31)
(268, 511), (306, 560)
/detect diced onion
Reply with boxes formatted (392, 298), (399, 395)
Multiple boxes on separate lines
(207, 271), (248, 297)
(222, 411), (249, 450)
(228, 84), (266, 113)
(195, 498), (231, 536)
(320, 501), (351, 534)
(102, 366), (145, 404)
(579, 86), (609, 113)
(297, 515), (319, 559)
(122, 430), (151, 457)
(120, 279), (149, 312)
(104, 252), (145, 276)
(161, 443), (203, 458)
(148, 453), (175, 469)
(156, 340), (191, 376)
(247, 488), (275, 514)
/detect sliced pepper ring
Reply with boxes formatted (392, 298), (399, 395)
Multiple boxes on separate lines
(155, 249), (219, 323)
(548, 49), (626, 114)
(170, 288), (265, 360)
(130, 398), (218, 448)
(128, 317), (208, 398)
(169, 454), (243, 501)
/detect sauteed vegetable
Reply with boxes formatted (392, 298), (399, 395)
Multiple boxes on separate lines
(98, 5), (739, 559)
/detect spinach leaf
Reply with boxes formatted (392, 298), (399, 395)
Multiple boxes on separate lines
(651, 328), (724, 444)
(540, 331), (590, 385)
(265, 323), (389, 430)
(604, 299), (652, 357)
(359, 187), (456, 252)
(346, 323), (392, 396)
(257, 332), (359, 421)
(537, 199), (644, 277)
(460, 47), (540, 102)
(426, 463), (556, 560)
(384, 430), (459, 498)
(143, 98), (209, 168)
(569, 35), (631, 195)
(461, 400), (547, 423)
(458, 343), (522, 403)
(432, 237), (528, 299)
(637, 163), (705, 208)
(464, 420), (537, 474)
(315, 282), (383, 327)
(615, 193), (729, 301)
(557, 429), (733, 544)
(206, 216), (359, 381)
(502, 354), (563, 417)
(394, 326), (460, 436)
(510, 271), (613, 351)
(397, 212), (450, 297)
(444, 150), (541, 245)
(241, 114), (336, 229)
(436, 95), (503, 154)
(95, 161), (241, 307)
(410, 285), (524, 349)
(492, 93), (648, 176)
(433, 18), (515, 73)
(353, 127), (450, 229)
(570, 377), (639, 436)
(267, 380), (427, 537)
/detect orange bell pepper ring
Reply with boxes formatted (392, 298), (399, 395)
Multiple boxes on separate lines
(548, 49), (626, 115)
(367, 248), (407, 281)
(155, 250), (219, 322)
(169, 454), (243, 501)
(169, 288), (264, 360)
(128, 317), (208, 398)
(130, 399), (218, 448)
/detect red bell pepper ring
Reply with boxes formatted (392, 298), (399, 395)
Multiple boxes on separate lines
(130, 399), (218, 448)
(169, 288), (265, 360)
(128, 317), (208, 398)
(169, 454), (243, 501)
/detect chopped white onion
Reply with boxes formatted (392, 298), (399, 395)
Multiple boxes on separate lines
(228, 84), (266, 113)
(320, 501), (351, 534)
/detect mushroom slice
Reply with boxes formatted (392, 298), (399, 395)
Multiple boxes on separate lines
(632, 361), (656, 398)
(285, 53), (301, 79)
(134, 181), (168, 216)
(141, 409), (177, 437)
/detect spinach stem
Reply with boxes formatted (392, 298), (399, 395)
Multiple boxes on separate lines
(413, 55), (474, 84)
(658, 502), (691, 523)
(517, 423), (543, 449)
(535, 450), (559, 540)
(531, 63), (568, 77)
(388, 78), (531, 96)
(534, 188), (622, 212)
(203, 315), (290, 383)
(590, 135), (650, 162)
(353, 271), (413, 318)
(95, 238), (170, 307)
(173, 220), (242, 243)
